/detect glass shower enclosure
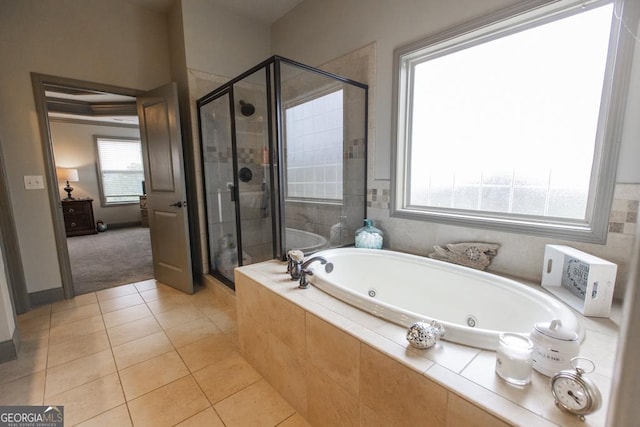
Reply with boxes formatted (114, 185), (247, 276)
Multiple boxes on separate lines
(198, 56), (368, 288)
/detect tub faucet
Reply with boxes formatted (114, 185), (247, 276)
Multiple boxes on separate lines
(287, 250), (333, 289)
(298, 256), (333, 289)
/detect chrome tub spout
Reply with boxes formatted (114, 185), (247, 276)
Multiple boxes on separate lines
(298, 256), (333, 289)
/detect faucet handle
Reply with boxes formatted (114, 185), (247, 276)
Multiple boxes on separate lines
(287, 250), (304, 263)
(286, 249), (305, 279)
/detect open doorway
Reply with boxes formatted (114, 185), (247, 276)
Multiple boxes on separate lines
(34, 76), (153, 296)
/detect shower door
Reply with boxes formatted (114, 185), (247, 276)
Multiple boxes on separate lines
(199, 69), (277, 286)
(233, 68), (276, 266)
(199, 90), (240, 283)
(198, 56), (367, 288)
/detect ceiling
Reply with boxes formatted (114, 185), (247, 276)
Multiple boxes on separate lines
(45, 85), (139, 126)
(126, 0), (303, 24)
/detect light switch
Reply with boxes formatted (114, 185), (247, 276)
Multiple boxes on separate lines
(24, 175), (45, 189)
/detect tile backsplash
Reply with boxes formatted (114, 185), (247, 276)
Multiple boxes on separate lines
(609, 183), (639, 236)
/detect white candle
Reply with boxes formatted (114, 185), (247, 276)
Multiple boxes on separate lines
(495, 333), (533, 386)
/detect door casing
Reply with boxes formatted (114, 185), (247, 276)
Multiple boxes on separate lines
(31, 73), (199, 299)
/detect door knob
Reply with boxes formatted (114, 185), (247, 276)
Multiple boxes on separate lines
(169, 201), (183, 208)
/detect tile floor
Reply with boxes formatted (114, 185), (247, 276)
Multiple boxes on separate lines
(0, 279), (311, 427)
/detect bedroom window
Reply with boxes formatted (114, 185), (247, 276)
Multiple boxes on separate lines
(392, 0), (636, 243)
(95, 137), (144, 205)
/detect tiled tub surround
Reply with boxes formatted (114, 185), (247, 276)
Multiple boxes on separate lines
(236, 260), (620, 427)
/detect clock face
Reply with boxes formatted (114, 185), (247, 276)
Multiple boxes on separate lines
(552, 377), (589, 412)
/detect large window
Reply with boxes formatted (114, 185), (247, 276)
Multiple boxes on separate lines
(392, 0), (636, 242)
(285, 89), (344, 201)
(95, 137), (144, 205)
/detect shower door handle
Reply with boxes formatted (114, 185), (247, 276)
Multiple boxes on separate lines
(228, 183), (236, 202)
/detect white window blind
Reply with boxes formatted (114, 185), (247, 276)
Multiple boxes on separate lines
(95, 137), (144, 205)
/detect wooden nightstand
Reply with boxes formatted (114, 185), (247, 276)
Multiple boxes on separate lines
(62, 198), (97, 237)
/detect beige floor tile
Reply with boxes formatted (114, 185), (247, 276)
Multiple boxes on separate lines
(50, 303), (101, 328)
(17, 311), (51, 335)
(47, 329), (110, 368)
(46, 372), (125, 426)
(175, 407), (224, 427)
(278, 413), (313, 427)
(154, 305), (206, 330)
(128, 376), (210, 427)
(193, 352), (261, 404)
(176, 334), (236, 372)
(99, 293), (145, 314)
(165, 318), (222, 348)
(119, 350), (189, 401)
(133, 279), (160, 292)
(139, 285), (183, 303)
(0, 370), (45, 405)
(19, 329), (49, 354)
(106, 315), (161, 347)
(145, 294), (193, 314)
(17, 304), (52, 322)
(96, 284), (139, 301)
(214, 379), (295, 427)
(51, 293), (97, 313)
(102, 304), (152, 329)
(45, 349), (116, 398)
(0, 348), (48, 385)
(49, 314), (105, 345)
(112, 331), (173, 370)
(75, 404), (132, 427)
(200, 304), (237, 333)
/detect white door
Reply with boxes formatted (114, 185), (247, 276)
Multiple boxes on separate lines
(137, 83), (194, 294)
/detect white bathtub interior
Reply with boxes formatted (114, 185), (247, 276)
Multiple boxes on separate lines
(308, 248), (582, 350)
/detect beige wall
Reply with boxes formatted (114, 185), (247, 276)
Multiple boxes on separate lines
(181, 0), (271, 79)
(170, 0), (272, 273)
(0, 0), (172, 293)
(272, 0), (640, 298)
(50, 121), (142, 225)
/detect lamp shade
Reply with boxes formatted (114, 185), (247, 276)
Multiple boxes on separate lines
(56, 168), (79, 182)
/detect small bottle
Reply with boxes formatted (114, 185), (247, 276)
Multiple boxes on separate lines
(355, 219), (383, 249)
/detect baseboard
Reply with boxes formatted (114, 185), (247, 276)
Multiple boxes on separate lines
(0, 328), (19, 363)
(104, 221), (142, 230)
(29, 287), (64, 306)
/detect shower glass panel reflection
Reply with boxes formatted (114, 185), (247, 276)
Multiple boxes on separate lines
(198, 56), (367, 288)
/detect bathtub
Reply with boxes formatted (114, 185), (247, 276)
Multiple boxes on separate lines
(307, 248), (583, 350)
(285, 228), (328, 254)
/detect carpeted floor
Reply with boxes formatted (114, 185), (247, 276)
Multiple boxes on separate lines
(67, 226), (153, 295)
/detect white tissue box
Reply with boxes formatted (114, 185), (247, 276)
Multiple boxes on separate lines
(541, 245), (617, 317)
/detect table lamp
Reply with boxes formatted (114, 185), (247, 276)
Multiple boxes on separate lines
(56, 167), (79, 200)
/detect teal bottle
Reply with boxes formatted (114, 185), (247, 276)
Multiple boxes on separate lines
(354, 219), (383, 249)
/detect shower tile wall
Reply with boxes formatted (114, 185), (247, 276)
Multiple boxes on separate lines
(280, 62), (367, 249)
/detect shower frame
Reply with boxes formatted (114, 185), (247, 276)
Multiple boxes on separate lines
(197, 55), (369, 289)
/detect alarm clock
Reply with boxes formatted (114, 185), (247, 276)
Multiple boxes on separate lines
(550, 357), (602, 421)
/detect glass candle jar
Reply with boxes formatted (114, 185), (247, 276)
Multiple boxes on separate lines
(495, 332), (534, 386)
(355, 219), (383, 249)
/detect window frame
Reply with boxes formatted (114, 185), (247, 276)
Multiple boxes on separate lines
(390, 0), (638, 243)
(94, 136), (144, 207)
